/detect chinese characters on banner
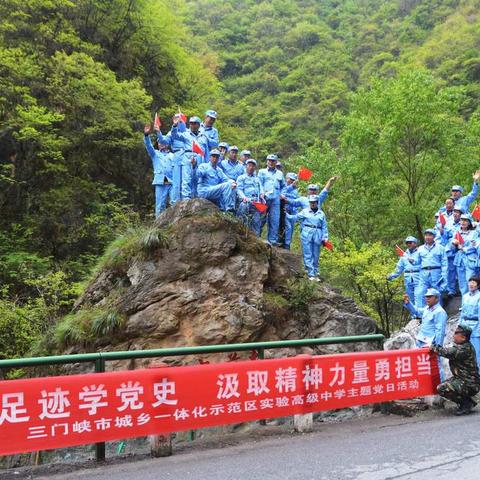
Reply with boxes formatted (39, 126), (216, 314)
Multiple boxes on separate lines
(0, 348), (440, 455)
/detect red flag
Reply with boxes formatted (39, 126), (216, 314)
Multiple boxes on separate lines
(298, 167), (313, 181)
(177, 109), (187, 123)
(395, 244), (405, 257)
(323, 240), (334, 251)
(472, 204), (480, 222)
(154, 112), (161, 129)
(438, 212), (446, 226)
(252, 201), (267, 213)
(455, 231), (465, 245)
(192, 140), (205, 157)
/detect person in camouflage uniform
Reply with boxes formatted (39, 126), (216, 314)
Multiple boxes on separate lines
(431, 324), (480, 415)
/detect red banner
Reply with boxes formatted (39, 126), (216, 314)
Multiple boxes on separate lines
(0, 349), (439, 456)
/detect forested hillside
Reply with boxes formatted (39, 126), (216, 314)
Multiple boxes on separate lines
(0, 0), (218, 359)
(185, 0), (480, 153)
(2, 0), (480, 359)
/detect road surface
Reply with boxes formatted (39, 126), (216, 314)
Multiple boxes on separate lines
(16, 408), (480, 479)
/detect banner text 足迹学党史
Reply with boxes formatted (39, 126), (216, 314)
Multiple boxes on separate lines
(0, 348), (439, 455)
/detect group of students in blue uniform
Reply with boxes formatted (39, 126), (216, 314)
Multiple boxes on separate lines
(143, 110), (337, 282)
(387, 171), (480, 368)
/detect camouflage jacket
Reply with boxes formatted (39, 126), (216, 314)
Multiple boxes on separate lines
(433, 342), (480, 388)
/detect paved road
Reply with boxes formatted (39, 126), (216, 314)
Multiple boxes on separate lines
(33, 409), (480, 480)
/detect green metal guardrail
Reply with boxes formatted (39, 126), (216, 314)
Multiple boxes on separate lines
(0, 334), (384, 463)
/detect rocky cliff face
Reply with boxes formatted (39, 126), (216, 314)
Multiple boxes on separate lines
(68, 199), (377, 367)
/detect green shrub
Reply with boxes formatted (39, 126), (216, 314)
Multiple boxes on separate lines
(285, 279), (317, 311)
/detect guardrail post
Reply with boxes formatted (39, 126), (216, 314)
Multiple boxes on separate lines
(94, 357), (106, 462)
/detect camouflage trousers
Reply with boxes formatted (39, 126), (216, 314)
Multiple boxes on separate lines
(437, 377), (479, 405)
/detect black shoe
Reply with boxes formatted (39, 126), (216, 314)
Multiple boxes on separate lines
(463, 398), (477, 413)
(454, 405), (468, 416)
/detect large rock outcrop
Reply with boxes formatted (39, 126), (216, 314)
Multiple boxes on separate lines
(69, 199), (377, 367)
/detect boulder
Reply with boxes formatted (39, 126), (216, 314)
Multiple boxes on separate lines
(70, 199), (378, 366)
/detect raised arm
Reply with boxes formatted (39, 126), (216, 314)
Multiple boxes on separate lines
(387, 257), (405, 281)
(143, 125), (156, 160)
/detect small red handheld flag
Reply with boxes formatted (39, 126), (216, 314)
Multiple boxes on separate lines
(177, 109), (187, 123)
(154, 112), (161, 129)
(192, 140), (205, 157)
(438, 213), (446, 226)
(252, 201), (267, 213)
(323, 240), (334, 251)
(395, 244), (405, 257)
(298, 167), (313, 181)
(455, 231), (465, 245)
(472, 204), (480, 222)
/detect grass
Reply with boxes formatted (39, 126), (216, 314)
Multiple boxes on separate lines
(54, 306), (126, 349)
(91, 225), (170, 276)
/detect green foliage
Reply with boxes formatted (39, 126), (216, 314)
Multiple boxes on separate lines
(0, 0), (218, 358)
(322, 240), (405, 336)
(338, 69), (469, 241)
(263, 292), (289, 310)
(54, 306), (126, 348)
(184, 0), (477, 156)
(0, 270), (78, 359)
(285, 278), (317, 311)
(0, 300), (38, 360)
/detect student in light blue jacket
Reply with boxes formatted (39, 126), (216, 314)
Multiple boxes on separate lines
(143, 125), (173, 216)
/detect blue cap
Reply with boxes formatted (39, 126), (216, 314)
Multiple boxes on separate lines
(189, 116), (201, 124)
(240, 150), (251, 156)
(308, 184), (319, 191)
(308, 195), (319, 202)
(286, 172), (298, 181)
(405, 236), (418, 243)
(424, 228), (436, 235)
(210, 148), (221, 156)
(219, 142), (229, 149)
(229, 145), (239, 152)
(453, 205), (465, 213)
(451, 185), (463, 192)
(266, 154), (278, 161)
(205, 110), (217, 119)
(425, 288), (440, 297)
(461, 213), (473, 223)
(246, 158), (257, 166)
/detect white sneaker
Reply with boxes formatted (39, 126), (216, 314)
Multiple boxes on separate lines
(308, 277), (316, 281)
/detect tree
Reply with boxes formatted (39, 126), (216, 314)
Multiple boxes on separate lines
(339, 69), (471, 242)
(322, 240), (406, 337)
